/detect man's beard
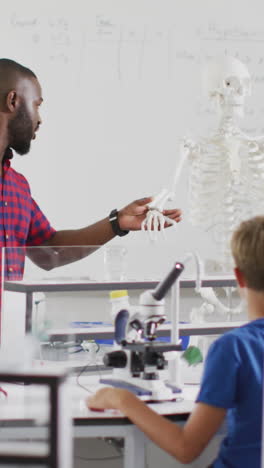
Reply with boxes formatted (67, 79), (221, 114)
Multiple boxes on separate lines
(8, 101), (33, 155)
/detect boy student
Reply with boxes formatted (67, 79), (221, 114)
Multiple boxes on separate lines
(88, 215), (264, 467)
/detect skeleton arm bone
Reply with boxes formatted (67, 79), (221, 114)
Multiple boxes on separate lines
(170, 139), (196, 195)
(150, 139), (195, 209)
(238, 132), (264, 156)
(141, 139), (195, 239)
(197, 287), (242, 316)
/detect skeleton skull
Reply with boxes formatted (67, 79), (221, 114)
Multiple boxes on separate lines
(203, 56), (252, 117)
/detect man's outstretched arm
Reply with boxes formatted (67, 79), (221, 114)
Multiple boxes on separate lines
(27, 198), (181, 269)
(46, 197), (181, 246)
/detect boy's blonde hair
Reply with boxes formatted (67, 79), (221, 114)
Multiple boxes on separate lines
(231, 216), (264, 291)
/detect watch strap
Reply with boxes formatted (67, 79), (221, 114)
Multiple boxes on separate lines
(109, 209), (129, 237)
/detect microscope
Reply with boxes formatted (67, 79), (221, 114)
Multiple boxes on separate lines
(100, 261), (185, 401)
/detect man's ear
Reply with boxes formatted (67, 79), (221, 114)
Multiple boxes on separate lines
(6, 90), (18, 112)
(234, 267), (246, 288)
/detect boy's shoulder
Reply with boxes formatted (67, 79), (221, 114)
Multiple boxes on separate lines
(213, 319), (264, 351)
(231, 318), (264, 337)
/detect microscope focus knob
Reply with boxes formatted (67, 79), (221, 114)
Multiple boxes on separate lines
(103, 350), (127, 368)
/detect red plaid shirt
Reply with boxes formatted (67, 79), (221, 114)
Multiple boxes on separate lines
(1, 149), (56, 280)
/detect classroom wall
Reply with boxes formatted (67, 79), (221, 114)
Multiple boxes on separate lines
(0, 3), (256, 467)
(1, 0), (264, 269)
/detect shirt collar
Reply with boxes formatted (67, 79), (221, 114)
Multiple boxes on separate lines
(2, 148), (13, 172)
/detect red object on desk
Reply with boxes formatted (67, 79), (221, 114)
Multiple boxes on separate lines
(0, 386), (7, 398)
(89, 407), (105, 412)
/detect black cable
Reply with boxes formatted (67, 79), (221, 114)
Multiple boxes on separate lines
(76, 343), (101, 394)
(76, 363), (94, 394)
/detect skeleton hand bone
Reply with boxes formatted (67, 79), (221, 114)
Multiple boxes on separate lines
(141, 188), (177, 240)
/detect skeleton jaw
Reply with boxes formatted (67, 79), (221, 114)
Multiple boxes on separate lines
(217, 92), (245, 119)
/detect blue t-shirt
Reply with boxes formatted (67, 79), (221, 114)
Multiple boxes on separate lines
(196, 318), (264, 468)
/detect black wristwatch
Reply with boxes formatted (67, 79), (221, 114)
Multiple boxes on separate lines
(109, 209), (129, 237)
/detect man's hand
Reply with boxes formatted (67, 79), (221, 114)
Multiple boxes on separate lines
(118, 197), (182, 231)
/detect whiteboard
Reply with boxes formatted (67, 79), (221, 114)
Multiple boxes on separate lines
(2, 0), (264, 273)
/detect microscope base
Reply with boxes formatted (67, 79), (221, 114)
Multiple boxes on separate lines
(100, 377), (182, 401)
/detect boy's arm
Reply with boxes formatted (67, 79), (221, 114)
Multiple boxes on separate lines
(87, 388), (226, 464)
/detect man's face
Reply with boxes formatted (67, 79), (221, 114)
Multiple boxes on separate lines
(8, 77), (42, 155)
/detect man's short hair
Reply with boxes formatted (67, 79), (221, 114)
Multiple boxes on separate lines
(231, 216), (264, 291)
(0, 58), (36, 81)
(0, 59), (36, 102)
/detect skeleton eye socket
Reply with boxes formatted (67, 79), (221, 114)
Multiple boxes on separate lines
(224, 76), (240, 91)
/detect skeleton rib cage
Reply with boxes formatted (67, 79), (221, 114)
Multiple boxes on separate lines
(187, 134), (264, 269)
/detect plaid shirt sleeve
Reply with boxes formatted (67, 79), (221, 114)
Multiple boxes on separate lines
(26, 198), (56, 246)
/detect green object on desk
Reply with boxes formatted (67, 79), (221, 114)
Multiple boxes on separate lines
(181, 346), (203, 366)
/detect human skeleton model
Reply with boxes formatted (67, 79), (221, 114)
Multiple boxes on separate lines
(142, 56), (263, 316)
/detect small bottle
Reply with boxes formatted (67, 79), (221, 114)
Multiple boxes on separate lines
(109, 290), (130, 323)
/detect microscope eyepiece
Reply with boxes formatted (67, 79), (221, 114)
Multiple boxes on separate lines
(152, 262), (184, 301)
